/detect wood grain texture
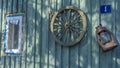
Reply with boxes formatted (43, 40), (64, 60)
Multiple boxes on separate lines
(99, 0), (114, 68)
(0, 0), (3, 57)
(60, 0), (71, 68)
(35, 0), (41, 68)
(27, 0), (36, 68)
(0, 0), (120, 68)
(54, 0), (62, 68)
(115, 0), (120, 68)
(69, 1), (79, 68)
(48, 0), (56, 68)
(41, 0), (49, 68)
(91, 0), (100, 68)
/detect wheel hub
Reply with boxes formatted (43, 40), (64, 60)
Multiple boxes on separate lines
(65, 23), (70, 29)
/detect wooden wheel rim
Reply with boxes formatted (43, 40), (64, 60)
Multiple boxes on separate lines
(50, 6), (87, 46)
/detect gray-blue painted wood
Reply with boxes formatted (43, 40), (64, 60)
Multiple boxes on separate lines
(0, 0), (120, 68)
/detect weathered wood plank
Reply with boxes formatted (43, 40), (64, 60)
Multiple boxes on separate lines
(1, 0), (120, 68)
(35, 0), (42, 68)
(99, 0), (114, 68)
(1, 0), (8, 67)
(69, 0), (79, 68)
(0, 2), (2, 67)
(0, 0), (3, 57)
(7, 0), (13, 68)
(14, 0), (23, 68)
(48, 0), (56, 68)
(76, 0), (92, 68)
(18, 0), (23, 12)
(0, 0), (4, 66)
(83, 0), (92, 68)
(115, 0), (120, 68)
(55, 0), (62, 68)
(61, 46), (69, 68)
(41, 0), (49, 68)
(0, 0), (2, 30)
(111, 0), (117, 68)
(6, 0), (13, 68)
(10, 0), (18, 68)
(26, 0), (36, 68)
(91, 0), (100, 68)
(33, 0), (37, 68)
(0, 0), (3, 67)
(22, 0), (28, 68)
(13, 0), (17, 12)
(6, 0), (19, 67)
(60, 0), (71, 68)
(55, 44), (61, 68)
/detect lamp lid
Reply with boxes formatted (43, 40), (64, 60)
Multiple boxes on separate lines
(96, 24), (106, 34)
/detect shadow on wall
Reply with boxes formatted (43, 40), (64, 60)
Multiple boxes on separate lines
(114, 1), (120, 66)
(0, 0), (92, 68)
(1, 0), (120, 68)
(22, 0), (97, 68)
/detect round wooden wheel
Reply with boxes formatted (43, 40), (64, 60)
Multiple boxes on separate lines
(50, 6), (87, 46)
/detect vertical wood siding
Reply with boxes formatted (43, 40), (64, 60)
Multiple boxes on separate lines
(0, 0), (120, 68)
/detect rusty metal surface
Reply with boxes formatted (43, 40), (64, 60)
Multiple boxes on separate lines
(96, 24), (117, 52)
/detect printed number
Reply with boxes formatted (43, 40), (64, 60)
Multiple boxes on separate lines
(104, 6), (107, 12)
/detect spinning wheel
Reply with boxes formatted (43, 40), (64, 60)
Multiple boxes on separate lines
(50, 6), (87, 46)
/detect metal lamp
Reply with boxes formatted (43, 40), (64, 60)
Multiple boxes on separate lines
(96, 24), (117, 52)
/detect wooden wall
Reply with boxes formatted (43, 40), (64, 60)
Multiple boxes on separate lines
(0, 0), (120, 68)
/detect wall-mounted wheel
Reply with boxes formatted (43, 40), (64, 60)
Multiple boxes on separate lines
(50, 6), (87, 46)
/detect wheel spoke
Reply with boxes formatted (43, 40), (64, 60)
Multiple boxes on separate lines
(54, 32), (60, 37)
(57, 10), (82, 42)
(55, 30), (62, 37)
(70, 28), (78, 40)
(63, 31), (67, 43)
(51, 6), (87, 46)
(67, 29), (72, 43)
(75, 18), (82, 23)
(54, 23), (59, 26)
(71, 10), (77, 17)
(73, 15), (80, 22)
(53, 25), (62, 32)
(71, 27), (81, 35)
(56, 18), (63, 23)
(71, 26), (80, 30)
(71, 19), (79, 25)
(70, 29), (74, 41)
(67, 9), (71, 23)
(58, 28), (66, 40)
(63, 10), (67, 22)
(53, 28), (57, 31)
(54, 22), (62, 26)
(66, 29), (69, 43)
(71, 26), (83, 31)
(70, 18), (82, 26)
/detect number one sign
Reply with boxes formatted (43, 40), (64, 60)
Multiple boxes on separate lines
(100, 5), (111, 13)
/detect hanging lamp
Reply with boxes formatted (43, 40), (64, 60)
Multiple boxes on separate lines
(96, 24), (117, 52)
